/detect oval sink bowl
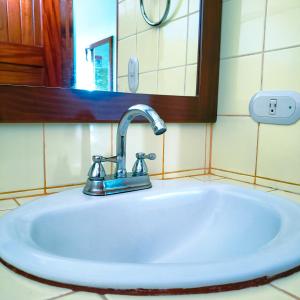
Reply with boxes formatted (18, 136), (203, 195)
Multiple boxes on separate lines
(1, 180), (300, 295)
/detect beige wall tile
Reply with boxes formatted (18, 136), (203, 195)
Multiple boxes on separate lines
(159, 17), (188, 69)
(272, 271), (300, 298)
(118, 36), (137, 77)
(256, 177), (300, 194)
(112, 124), (163, 175)
(137, 0), (159, 32)
(58, 291), (104, 299)
(192, 174), (224, 181)
(263, 47), (300, 91)
(265, 0), (300, 50)
(257, 123), (300, 185)
(164, 169), (206, 179)
(220, 0), (266, 58)
(117, 76), (129, 92)
(161, 0), (188, 21)
(0, 199), (18, 210)
(138, 71), (158, 94)
(158, 66), (185, 95)
(137, 29), (159, 73)
(118, 0), (137, 39)
(164, 124), (206, 172)
(212, 117), (258, 176)
(45, 124), (111, 187)
(46, 184), (84, 195)
(218, 54), (262, 115)
(185, 64), (197, 96)
(0, 210), (9, 217)
(187, 12), (199, 64)
(16, 195), (44, 206)
(217, 178), (274, 191)
(212, 169), (254, 184)
(0, 124), (44, 194)
(0, 264), (70, 300)
(0, 189), (45, 201)
(189, 0), (200, 13)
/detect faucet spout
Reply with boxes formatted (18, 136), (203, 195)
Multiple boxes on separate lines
(116, 104), (166, 178)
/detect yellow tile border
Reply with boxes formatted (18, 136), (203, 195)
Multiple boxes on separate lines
(212, 168), (300, 189)
(0, 187), (44, 196)
(256, 176), (300, 187)
(0, 169), (208, 201)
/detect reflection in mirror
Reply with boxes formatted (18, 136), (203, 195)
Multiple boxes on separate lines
(117, 0), (200, 96)
(73, 0), (117, 91)
(73, 0), (199, 96)
(0, 0), (200, 97)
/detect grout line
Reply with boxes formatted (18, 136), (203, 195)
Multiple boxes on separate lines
(266, 188), (277, 193)
(118, 62), (198, 78)
(213, 168), (300, 188)
(164, 168), (209, 175)
(221, 51), (262, 60)
(163, 173), (206, 180)
(0, 187), (44, 196)
(46, 291), (76, 300)
(253, 0), (268, 185)
(270, 284), (300, 300)
(212, 167), (255, 178)
(254, 123), (261, 185)
(12, 198), (20, 206)
(208, 124), (213, 173)
(256, 175), (300, 187)
(118, 10), (200, 42)
(220, 44), (300, 61)
(212, 169), (300, 192)
(190, 175), (226, 181)
(42, 123), (47, 194)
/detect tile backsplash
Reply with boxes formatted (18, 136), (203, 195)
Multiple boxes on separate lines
(212, 0), (300, 193)
(0, 123), (208, 199)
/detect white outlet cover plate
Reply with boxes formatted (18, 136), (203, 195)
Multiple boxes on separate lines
(249, 91), (300, 125)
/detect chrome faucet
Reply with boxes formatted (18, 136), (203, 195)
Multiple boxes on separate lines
(83, 104), (167, 196)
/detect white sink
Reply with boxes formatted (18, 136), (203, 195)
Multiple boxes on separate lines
(1, 180), (300, 292)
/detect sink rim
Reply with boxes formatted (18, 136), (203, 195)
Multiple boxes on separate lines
(1, 180), (300, 294)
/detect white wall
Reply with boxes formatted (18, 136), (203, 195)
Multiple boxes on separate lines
(73, 0), (117, 90)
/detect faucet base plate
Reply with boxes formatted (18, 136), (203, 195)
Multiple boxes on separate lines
(83, 173), (152, 196)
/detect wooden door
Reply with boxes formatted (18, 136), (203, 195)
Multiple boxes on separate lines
(0, 0), (73, 87)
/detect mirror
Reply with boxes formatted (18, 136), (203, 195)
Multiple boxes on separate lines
(72, 0), (199, 96)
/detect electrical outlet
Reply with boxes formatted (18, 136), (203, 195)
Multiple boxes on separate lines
(249, 91), (300, 125)
(268, 99), (277, 115)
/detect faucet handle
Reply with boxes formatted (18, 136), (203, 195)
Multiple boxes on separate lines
(136, 152), (157, 160)
(87, 155), (106, 179)
(132, 152), (156, 176)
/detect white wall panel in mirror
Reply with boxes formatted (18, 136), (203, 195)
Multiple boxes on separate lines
(117, 0), (200, 96)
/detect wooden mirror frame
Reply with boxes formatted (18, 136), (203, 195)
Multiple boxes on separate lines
(0, 0), (221, 123)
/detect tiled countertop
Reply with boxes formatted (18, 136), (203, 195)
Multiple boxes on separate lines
(1, 175), (300, 300)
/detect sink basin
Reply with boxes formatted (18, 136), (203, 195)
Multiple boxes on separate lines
(1, 180), (300, 294)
